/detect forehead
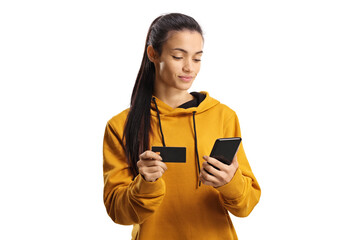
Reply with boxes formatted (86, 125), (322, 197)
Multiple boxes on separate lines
(163, 30), (203, 53)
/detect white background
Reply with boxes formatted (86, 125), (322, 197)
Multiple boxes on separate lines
(1, 0), (359, 239)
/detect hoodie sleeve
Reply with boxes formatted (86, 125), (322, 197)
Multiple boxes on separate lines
(103, 120), (166, 225)
(215, 112), (261, 217)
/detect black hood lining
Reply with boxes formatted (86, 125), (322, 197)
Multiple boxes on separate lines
(177, 92), (206, 109)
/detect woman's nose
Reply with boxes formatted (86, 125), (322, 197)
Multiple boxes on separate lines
(182, 58), (193, 73)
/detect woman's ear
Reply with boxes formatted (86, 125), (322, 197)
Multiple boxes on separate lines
(147, 45), (158, 63)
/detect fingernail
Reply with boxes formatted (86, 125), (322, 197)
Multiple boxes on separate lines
(155, 152), (162, 160)
(203, 156), (208, 160)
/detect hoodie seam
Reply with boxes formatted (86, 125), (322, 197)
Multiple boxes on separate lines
(223, 113), (237, 135)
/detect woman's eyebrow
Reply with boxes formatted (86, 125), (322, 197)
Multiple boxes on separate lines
(172, 48), (203, 54)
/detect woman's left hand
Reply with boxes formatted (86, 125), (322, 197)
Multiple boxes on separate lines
(199, 154), (239, 188)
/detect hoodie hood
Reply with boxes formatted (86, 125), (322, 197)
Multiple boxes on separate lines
(150, 91), (220, 117)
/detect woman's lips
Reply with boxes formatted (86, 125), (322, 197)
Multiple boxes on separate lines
(178, 76), (193, 82)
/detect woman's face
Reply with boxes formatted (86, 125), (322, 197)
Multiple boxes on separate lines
(150, 30), (204, 92)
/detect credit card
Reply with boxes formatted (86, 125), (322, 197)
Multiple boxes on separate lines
(151, 146), (186, 163)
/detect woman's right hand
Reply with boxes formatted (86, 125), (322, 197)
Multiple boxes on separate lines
(137, 150), (168, 182)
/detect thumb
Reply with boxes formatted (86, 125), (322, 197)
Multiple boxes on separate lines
(232, 154), (239, 167)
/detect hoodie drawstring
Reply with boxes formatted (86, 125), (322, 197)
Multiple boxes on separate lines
(192, 111), (202, 187)
(152, 97), (201, 188)
(152, 97), (166, 147)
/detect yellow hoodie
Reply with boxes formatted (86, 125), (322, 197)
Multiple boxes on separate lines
(103, 91), (261, 240)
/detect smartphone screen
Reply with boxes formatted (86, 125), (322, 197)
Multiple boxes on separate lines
(209, 137), (242, 165)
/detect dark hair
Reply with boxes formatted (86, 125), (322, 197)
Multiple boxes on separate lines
(123, 13), (203, 177)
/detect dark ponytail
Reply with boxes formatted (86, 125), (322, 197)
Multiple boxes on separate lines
(123, 13), (203, 177)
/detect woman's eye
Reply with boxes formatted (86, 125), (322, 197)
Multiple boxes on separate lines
(172, 56), (182, 60)
(193, 59), (201, 62)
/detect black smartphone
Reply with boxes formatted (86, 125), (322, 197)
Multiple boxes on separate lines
(151, 146), (186, 163)
(208, 137), (242, 171)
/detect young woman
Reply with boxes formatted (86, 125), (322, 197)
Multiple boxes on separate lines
(103, 13), (261, 240)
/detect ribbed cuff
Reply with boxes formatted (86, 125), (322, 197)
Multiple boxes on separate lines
(131, 174), (166, 196)
(216, 168), (245, 200)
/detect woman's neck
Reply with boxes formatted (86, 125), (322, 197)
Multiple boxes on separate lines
(153, 88), (194, 109)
